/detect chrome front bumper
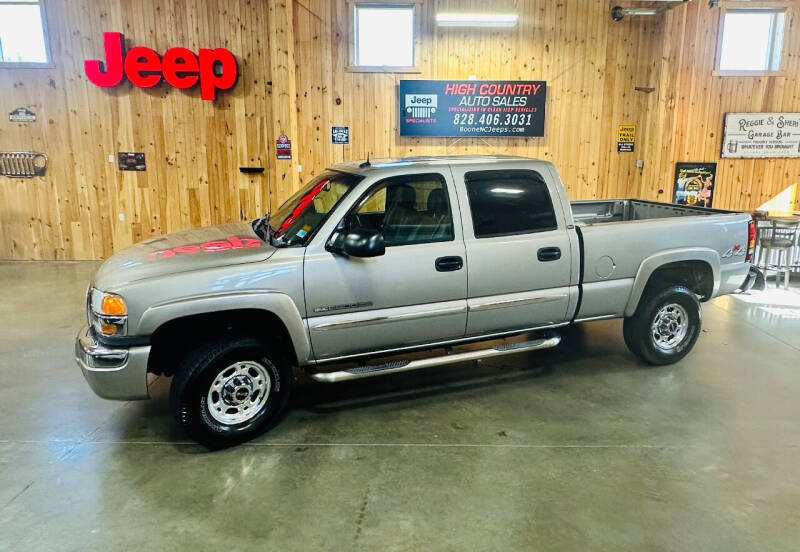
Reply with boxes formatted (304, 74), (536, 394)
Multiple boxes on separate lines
(75, 326), (152, 400)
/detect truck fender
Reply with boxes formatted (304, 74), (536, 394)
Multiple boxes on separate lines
(624, 248), (721, 317)
(136, 290), (314, 365)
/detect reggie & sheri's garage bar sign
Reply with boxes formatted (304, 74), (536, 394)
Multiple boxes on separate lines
(84, 32), (238, 101)
(399, 80), (546, 137)
(722, 113), (800, 158)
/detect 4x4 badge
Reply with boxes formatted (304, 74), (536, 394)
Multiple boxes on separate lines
(721, 244), (745, 258)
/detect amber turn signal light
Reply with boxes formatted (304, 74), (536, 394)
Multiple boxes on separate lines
(99, 323), (118, 335)
(101, 294), (127, 315)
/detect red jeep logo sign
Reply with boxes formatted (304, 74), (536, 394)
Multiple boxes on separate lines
(84, 32), (238, 101)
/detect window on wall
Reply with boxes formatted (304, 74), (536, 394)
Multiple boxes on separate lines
(0, 0), (51, 66)
(716, 8), (786, 75)
(348, 1), (420, 72)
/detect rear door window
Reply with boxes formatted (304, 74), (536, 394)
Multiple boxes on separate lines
(464, 170), (557, 238)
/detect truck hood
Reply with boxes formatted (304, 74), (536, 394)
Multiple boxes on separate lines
(92, 221), (277, 290)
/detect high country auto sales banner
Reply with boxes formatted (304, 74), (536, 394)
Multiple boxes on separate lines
(399, 80), (546, 137)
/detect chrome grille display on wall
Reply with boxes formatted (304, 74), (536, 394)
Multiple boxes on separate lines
(0, 152), (48, 178)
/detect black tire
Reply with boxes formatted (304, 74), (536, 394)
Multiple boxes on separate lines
(622, 285), (701, 365)
(169, 336), (292, 448)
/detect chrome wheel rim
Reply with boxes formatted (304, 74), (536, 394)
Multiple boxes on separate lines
(651, 303), (690, 352)
(206, 361), (271, 425)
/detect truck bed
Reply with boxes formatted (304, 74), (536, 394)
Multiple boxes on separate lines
(571, 197), (751, 323)
(571, 199), (731, 225)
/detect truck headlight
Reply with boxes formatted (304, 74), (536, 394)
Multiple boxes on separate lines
(88, 288), (128, 337)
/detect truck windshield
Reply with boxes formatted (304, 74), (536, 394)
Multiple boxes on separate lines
(258, 171), (362, 247)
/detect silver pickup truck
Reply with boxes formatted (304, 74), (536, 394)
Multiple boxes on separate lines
(76, 155), (758, 447)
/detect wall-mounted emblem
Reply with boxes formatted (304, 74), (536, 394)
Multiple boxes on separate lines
(118, 152), (146, 171)
(276, 134), (292, 159)
(9, 107), (37, 123)
(84, 32), (238, 101)
(617, 125), (635, 153)
(331, 126), (350, 145)
(0, 152), (47, 178)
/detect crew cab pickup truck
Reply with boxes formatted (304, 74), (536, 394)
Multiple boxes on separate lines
(76, 155), (758, 447)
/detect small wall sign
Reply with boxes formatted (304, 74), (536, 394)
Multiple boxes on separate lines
(276, 135), (292, 159)
(118, 152), (146, 171)
(331, 126), (350, 145)
(722, 113), (800, 158)
(672, 162), (716, 208)
(617, 124), (635, 153)
(9, 107), (37, 123)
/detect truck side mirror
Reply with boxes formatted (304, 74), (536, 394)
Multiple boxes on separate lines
(343, 227), (385, 257)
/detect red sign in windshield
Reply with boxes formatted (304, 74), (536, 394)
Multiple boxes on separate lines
(275, 180), (329, 237)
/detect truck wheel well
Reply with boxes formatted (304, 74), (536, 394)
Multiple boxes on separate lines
(646, 260), (714, 301)
(147, 309), (296, 377)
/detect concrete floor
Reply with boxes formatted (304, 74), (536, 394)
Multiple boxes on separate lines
(1, 260), (799, 551)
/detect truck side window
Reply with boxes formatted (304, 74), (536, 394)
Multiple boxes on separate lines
(353, 174), (454, 246)
(465, 170), (558, 238)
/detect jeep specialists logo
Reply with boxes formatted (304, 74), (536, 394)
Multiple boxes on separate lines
(84, 32), (238, 101)
(405, 94), (438, 118)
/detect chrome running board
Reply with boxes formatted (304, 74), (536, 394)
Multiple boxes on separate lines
(309, 335), (561, 383)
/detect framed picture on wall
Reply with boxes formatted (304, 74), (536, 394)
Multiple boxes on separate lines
(672, 162), (716, 208)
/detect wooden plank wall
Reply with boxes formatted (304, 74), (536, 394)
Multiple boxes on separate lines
(0, 0), (283, 260)
(1, 0), (798, 260)
(640, 0), (800, 212)
(294, 0), (660, 203)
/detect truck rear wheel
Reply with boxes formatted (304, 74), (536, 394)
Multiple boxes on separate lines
(169, 336), (292, 448)
(623, 285), (701, 365)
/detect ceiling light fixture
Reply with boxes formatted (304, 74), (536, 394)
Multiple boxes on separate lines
(435, 13), (519, 28)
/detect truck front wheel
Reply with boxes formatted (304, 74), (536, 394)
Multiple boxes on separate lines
(169, 337), (292, 448)
(623, 285), (701, 365)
